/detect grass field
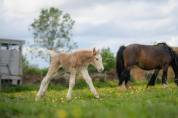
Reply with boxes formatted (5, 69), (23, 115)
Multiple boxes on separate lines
(1, 80), (178, 118)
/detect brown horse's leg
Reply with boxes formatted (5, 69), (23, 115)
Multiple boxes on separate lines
(162, 64), (169, 86)
(118, 69), (130, 87)
(171, 61), (178, 85)
(125, 69), (131, 89)
(118, 73), (125, 86)
(147, 69), (160, 87)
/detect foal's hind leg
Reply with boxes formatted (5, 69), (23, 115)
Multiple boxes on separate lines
(66, 70), (76, 101)
(147, 69), (160, 87)
(80, 68), (99, 98)
(36, 60), (61, 101)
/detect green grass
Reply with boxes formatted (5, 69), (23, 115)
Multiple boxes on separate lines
(1, 80), (178, 118)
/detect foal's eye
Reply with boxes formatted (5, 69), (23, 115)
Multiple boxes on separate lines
(96, 58), (99, 61)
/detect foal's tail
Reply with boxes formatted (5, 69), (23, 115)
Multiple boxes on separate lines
(116, 46), (126, 85)
(48, 50), (59, 63)
(49, 50), (58, 57)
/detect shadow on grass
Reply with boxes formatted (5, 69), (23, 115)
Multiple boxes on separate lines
(1, 80), (118, 93)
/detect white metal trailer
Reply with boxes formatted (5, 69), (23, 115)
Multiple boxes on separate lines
(0, 38), (25, 86)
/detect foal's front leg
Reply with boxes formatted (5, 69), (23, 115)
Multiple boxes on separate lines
(66, 71), (76, 101)
(81, 69), (99, 98)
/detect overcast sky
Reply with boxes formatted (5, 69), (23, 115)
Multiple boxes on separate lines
(0, 0), (178, 67)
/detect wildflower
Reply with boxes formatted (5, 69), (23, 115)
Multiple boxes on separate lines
(56, 109), (67, 118)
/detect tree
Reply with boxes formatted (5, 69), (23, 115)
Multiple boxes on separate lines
(30, 7), (77, 51)
(101, 48), (115, 72)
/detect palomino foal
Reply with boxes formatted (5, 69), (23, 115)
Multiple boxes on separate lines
(36, 48), (104, 101)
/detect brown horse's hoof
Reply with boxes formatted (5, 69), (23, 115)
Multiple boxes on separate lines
(146, 83), (155, 88)
(162, 84), (168, 88)
(146, 85), (155, 89)
(125, 81), (134, 90)
(127, 85), (134, 90)
(117, 85), (127, 91)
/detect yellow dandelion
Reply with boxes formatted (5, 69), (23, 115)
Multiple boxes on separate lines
(56, 109), (67, 118)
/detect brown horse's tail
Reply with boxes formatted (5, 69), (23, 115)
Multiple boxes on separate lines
(116, 46), (126, 85)
(158, 43), (178, 85)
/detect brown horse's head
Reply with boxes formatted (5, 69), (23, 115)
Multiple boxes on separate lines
(172, 53), (178, 85)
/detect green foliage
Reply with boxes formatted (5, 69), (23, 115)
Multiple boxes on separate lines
(31, 7), (76, 50)
(24, 65), (47, 76)
(1, 82), (178, 118)
(22, 56), (29, 70)
(88, 65), (97, 73)
(22, 56), (48, 76)
(101, 48), (116, 72)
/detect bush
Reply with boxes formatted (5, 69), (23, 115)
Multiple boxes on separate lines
(22, 56), (48, 76)
(101, 48), (116, 72)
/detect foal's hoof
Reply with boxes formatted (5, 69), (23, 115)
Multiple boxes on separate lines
(126, 85), (132, 89)
(35, 96), (41, 101)
(95, 95), (100, 99)
(66, 96), (72, 101)
(146, 84), (154, 88)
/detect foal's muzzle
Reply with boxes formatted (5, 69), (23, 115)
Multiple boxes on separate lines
(98, 67), (104, 72)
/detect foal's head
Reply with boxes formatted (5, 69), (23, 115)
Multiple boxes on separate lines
(91, 48), (104, 72)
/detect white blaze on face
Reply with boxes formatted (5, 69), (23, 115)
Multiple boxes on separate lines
(92, 48), (104, 72)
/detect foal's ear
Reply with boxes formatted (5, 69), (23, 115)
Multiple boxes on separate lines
(93, 48), (97, 55)
(97, 49), (100, 54)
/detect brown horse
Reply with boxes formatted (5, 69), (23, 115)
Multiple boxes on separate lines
(116, 43), (178, 88)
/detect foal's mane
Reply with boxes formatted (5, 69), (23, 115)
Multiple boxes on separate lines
(65, 50), (95, 67)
